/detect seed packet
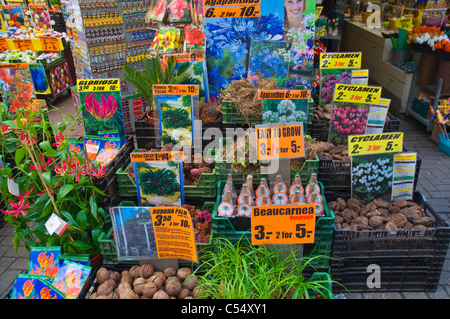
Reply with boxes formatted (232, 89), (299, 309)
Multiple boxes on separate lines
(10, 274), (65, 299)
(59, 254), (91, 268)
(184, 25), (205, 51)
(167, 0), (191, 24)
(98, 130), (119, 139)
(84, 135), (102, 162)
(148, 0), (167, 22)
(158, 27), (182, 54)
(28, 246), (61, 279)
(67, 140), (85, 164)
(94, 137), (121, 167)
(51, 260), (92, 299)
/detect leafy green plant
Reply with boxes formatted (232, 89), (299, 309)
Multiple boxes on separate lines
(193, 237), (339, 299)
(161, 107), (191, 129)
(122, 55), (191, 108)
(137, 164), (181, 196)
(0, 105), (108, 255)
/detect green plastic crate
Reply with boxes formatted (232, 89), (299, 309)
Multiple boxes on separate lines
(212, 180), (335, 267)
(99, 201), (215, 265)
(116, 163), (137, 197)
(308, 272), (334, 299)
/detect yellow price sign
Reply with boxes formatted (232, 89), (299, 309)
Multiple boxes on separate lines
(334, 84), (382, 104)
(348, 132), (403, 156)
(153, 84), (199, 95)
(256, 124), (305, 160)
(77, 78), (120, 92)
(315, 6), (323, 19)
(13, 39), (33, 51)
(252, 204), (316, 245)
(395, 18), (413, 30)
(130, 151), (183, 162)
(320, 52), (362, 69)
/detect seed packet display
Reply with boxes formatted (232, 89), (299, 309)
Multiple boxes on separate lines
(10, 274), (65, 299)
(58, 254), (90, 268)
(351, 153), (394, 204)
(183, 25), (206, 51)
(94, 137), (121, 167)
(28, 246), (61, 279)
(51, 260), (91, 299)
(98, 130), (120, 139)
(152, 87), (200, 148)
(84, 135), (102, 161)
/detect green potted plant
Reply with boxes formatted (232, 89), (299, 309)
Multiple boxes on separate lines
(0, 103), (108, 262)
(192, 237), (339, 299)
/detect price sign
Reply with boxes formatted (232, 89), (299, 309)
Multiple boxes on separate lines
(13, 39), (33, 51)
(258, 90), (310, 100)
(334, 84), (382, 104)
(395, 18), (413, 30)
(348, 132), (403, 156)
(77, 78), (120, 92)
(163, 52), (205, 63)
(150, 206), (197, 262)
(320, 52), (362, 69)
(130, 151), (183, 162)
(0, 63), (28, 69)
(153, 84), (199, 95)
(40, 37), (60, 52)
(0, 38), (10, 52)
(204, 5), (261, 19)
(252, 204), (316, 245)
(256, 124), (305, 160)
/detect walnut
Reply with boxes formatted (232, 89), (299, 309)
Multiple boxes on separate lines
(132, 277), (147, 295)
(142, 282), (158, 298)
(177, 288), (191, 299)
(153, 289), (170, 299)
(119, 288), (139, 299)
(165, 280), (182, 296)
(148, 275), (164, 289)
(109, 271), (121, 283)
(152, 271), (167, 284)
(120, 271), (133, 285)
(97, 279), (116, 296)
(163, 267), (177, 277)
(140, 264), (155, 279)
(129, 265), (141, 279)
(182, 275), (198, 291)
(177, 267), (192, 281)
(108, 291), (119, 299)
(96, 295), (110, 299)
(89, 292), (98, 299)
(96, 267), (109, 285)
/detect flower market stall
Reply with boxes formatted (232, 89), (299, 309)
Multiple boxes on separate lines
(0, 0), (449, 303)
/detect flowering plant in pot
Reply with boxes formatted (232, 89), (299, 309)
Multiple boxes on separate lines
(0, 105), (108, 256)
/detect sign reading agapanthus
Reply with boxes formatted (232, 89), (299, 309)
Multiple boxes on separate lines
(77, 79), (126, 146)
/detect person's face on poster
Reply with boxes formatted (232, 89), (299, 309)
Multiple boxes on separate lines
(285, 0), (305, 26)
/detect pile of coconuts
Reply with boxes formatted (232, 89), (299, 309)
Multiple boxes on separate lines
(89, 264), (199, 299)
(330, 197), (435, 233)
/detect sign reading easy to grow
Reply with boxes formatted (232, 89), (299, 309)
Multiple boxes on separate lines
(320, 52), (362, 69)
(255, 124), (305, 160)
(251, 204), (316, 245)
(348, 132), (403, 156)
(334, 84), (382, 104)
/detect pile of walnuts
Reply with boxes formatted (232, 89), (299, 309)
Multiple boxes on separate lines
(89, 264), (199, 299)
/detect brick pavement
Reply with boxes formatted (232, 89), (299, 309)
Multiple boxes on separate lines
(0, 95), (449, 299)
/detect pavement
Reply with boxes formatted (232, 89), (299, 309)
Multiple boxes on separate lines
(0, 92), (449, 299)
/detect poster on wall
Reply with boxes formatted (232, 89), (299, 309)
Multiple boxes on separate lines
(77, 78), (127, 146)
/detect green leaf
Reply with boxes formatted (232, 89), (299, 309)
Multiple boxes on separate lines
(2, 120), (19, 130)
(57, 184), (74, 200)
(89, 195), (98, 220)
(14, 148), (27, 165)
(76, 210), (88, 230)
(60, 210), (79, 228)
(69, 240), (93, 252)
(39, 140), (54, 153)
(13, 234), (20, 253)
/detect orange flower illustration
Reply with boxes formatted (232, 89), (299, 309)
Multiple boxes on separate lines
(22, 279), (35, 298)
(65, 267), (82, 287)
(40, 287), (58, 299)
(37, 252), (55, 269)
(63, 286), (82, 299)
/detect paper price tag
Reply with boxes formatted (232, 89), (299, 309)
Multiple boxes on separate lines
(153, 84), (199, 95)
(13, 39), (33, 51)
(45, 213), (68, 236)
(320, 52), (362, 69)
(204, 5), (261, 19)
(334, 84), (382, 104)
(256, 124), (305, 160)
(163, 52), (205, 63)
(258, 90), (310, 100)
(7, 178), (20, 196)
(0, 38), (10, 52)
(251, 204), (316, 245)
(150, 206), (197, 262)
(395, 18), (413, 30)
(77, 79), (120, 92)
(130, 151), (183, 162)
(39, 37), (60, 52)
(348, 132), (403, 156)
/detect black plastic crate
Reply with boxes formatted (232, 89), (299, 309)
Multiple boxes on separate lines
(135, 119), (156, 150)
(330, 255), (445, 292)
(318, 148), (422, 195)
(310, 112), (401, 142)
(330, 191), (450, 259)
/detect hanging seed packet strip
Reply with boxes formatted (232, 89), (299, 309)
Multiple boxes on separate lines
(11, 274), (65, 299)
(28, 246), (61, 279)
(391, 153), (417, 201)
